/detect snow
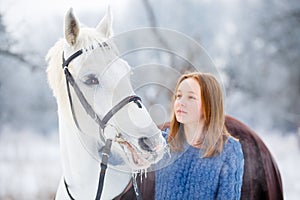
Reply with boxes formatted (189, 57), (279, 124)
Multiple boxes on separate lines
(259, 130), (300, 200)
(0, 126), (299, 199)
(0, 126), (61, 200)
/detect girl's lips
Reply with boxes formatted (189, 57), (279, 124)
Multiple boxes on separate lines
(176, 109), (187, 114)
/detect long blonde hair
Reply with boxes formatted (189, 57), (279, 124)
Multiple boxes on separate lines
(168, 72), (230, 157)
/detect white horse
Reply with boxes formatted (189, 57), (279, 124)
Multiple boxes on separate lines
(46, 8), (166, 200)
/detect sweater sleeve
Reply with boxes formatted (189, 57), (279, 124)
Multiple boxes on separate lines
(217, 139), (244, 200)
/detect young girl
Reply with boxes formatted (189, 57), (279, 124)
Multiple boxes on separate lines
(155, 72), (244, 199)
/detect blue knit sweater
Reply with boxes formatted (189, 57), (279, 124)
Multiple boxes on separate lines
(155, 131), (244, 200)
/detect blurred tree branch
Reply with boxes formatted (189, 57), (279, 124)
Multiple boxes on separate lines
(141, 0), (158, 27)
(0, 48), (41, 71)
(141, 0), (172, 51)
(141, 0), (195, 73)
(0, 12), (42, 72)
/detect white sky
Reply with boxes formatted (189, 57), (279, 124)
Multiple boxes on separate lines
(0, 0), (130, 55)
(1, 0), (128, 32)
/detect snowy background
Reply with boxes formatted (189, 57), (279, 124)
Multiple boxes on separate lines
(0, 0), (300, 199)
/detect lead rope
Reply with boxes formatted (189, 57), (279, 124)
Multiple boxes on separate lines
(132, 174), (143, 200)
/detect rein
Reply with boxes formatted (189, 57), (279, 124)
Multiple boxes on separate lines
(61, 48), (143, 200)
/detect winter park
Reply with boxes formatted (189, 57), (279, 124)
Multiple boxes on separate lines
(0, 0), (300, 199)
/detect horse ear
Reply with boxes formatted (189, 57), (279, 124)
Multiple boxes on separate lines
(64, 8), (80, 46)
(96, 6), (113, 37)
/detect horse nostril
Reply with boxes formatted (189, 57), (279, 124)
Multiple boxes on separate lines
(138, 137), (153, 152)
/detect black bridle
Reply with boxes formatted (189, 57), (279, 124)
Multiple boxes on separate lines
(61, 47), (143, 200)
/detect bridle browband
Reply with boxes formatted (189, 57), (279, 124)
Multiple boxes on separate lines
(61, 47), (143, 200)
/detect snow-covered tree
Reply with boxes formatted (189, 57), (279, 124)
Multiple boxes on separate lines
(0, 12), (56, 133)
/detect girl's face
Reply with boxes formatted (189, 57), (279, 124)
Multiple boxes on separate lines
(174, 78), (203, 125)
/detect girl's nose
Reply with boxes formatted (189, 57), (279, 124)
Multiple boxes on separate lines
(177, 98), (186, 107)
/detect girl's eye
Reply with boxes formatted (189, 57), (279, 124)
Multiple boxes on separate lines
(189, 96), (196, 100)
(175, 94), (182, 99)
(84, 75), (99, 86)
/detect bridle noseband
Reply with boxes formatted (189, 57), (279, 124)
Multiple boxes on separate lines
(61, 47), (143, 200)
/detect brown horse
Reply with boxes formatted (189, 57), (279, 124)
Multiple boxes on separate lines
(115, 116), (284, 200)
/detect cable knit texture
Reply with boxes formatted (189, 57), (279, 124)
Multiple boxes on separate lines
(155, 131), (244, 200)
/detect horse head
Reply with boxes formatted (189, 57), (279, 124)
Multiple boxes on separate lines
(47, 8), (166, 173)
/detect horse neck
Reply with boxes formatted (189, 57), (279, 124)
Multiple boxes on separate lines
(57, 109), (131, 199)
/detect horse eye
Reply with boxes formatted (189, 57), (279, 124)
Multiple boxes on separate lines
(84, 75), (99, 86)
